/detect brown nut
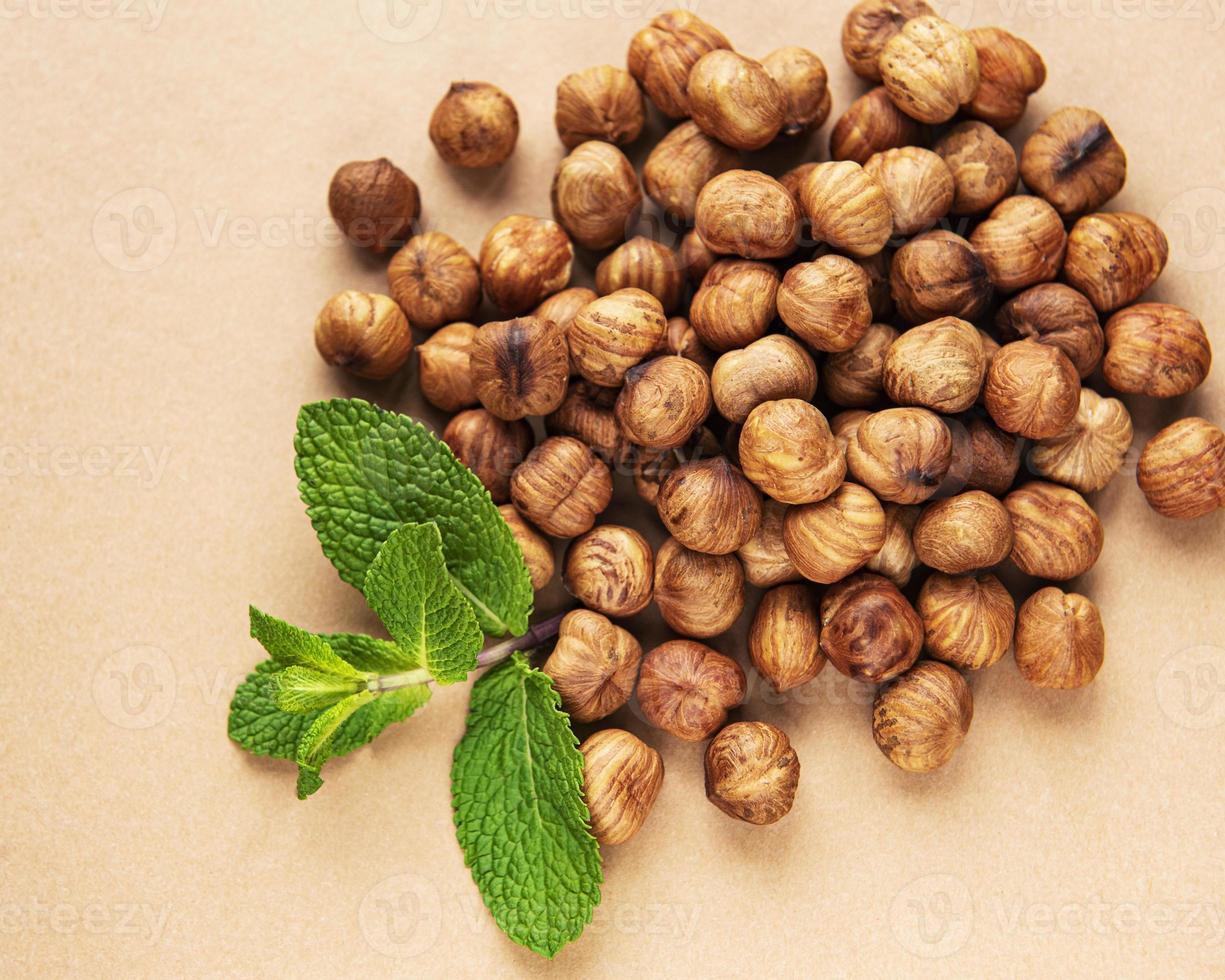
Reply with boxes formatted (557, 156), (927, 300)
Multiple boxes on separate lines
(479, 215), (574, 315)
(879, 15), (980, 125)
(642, 121), (741, 223)
(705, 721), (800, 825)
(798, 161), (893, 257)
(932, 121), (1018, 215)
(763, 46), (831, 137)
(498, 505), (554, 591)
(1063, 212), (1169, 314)
(1137, 417), (1225, 519)
(970, 196), (1067, 292)
(551, 141), (642, 251)
(652, 538), (745, 638)
(783, 483), (887, 584)
(632, 428), (721, 506)
(965, 416), (1022, 496)
(569, 288), (667, 386)
(1020, 107), (1126, 218)
(737, 500), (802, 588)
(387, 232), (481, 332)
(327, 158), (420, 253)
(544, 609), (642, 722)
(680, 228), (719, 284)
(995, 283), (1104, 379)
(890, 230), (993, 325)
(638, 638), (745, 739)
(841, 0), (934, 80)
(846, 407), (953, 505)
(1003, 481), (1104, 580)
(469, 316), (569, 420)
(863, 147), (955, 236)
(873, 661), (973, 772)
(883, 316), (987, 414)
(564, 524), (654, 618)
(596, 236), (685, 314)
(417, 321), (478, 413)
(626, 9), (731, 119)
(580, 729), (663, 845)
(616, 356), (712, 450)
(964, 26), (1046, 129)
(856, 250), (896, 320)
(712, 336), (818, 424)
(1014, 587), (1104, 688)
(555, 65), (646, 150)
(919, 572), (1014, 670)
(913, 491), (1014, 574)
(831, 410), (872, 461)
(1103, 303), (1212, 398)
(510, 436), (613, 538)
(657, 457), (762, 555)
(546, 380), (627, 466)
(313, 290), (412, 380)
(1028, 389), (1133, 494)
(823, 322), (899, 408)
(820, 573), (922, 682)
(695, 170), (799, 260)
(690, 260), (780, 352)
(830, 86), (927, 164)
(984, 339), (1080, 440)
(687, 50), (785, 151)
(444, 409), (534, 504)
(748, 584), (824, 692)
(867, 503), (922, 587)
(429, 81), (519, 168)
(778, 255), (874, 352)
(739, 400), (846, 506)
(534, 285), (598, 335)
(661, 315), (718, 373)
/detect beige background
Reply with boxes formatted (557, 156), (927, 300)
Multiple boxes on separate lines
(4, 0), (1225, 976)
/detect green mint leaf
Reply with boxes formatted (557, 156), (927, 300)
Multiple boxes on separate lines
(364, 524), (482, 685)
(451, 652), (602, 958)
(296, 691), (375, 798)
(268, 666), (366, 713)
(249, 607), (369, 679)
(294, 398), (533, 636)
(321, 632), (417, 673)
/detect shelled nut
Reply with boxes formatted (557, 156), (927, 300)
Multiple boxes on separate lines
(444, 409), (534, 504)
(798, 161), (893, 257)
(616, 355), (712, 449)
(580, 729), (663, 845)
(705, 722), (800, 825)
(830, 86), (926, 164)
(964, 27), (1045, 129)
(480, 215), (574, 314)
(569, 288), (667, 386)
(823, 322), (899, 408)
(652, 537), (745, 638)
(1103, 303), (1212, 398)
(995, 283), (1104, 379)
(314, 290), (412, 380)
(638, 638), (746, 739)
(551, 141), (643, 251)
(595, 237), (685, 314)
(687, 50), (785, 151)
(820, 573), (923, 682)
(498, 505), (555, 591)
(387, 231), (482, 331)
(783, 483), (887, 584)
(846, 407), (953, 504)
(737, 500), (802, 588)
(883, 316), (986, 414)
(547, 381), (628, 466)
(1137, 417), (1225, 519)
(879, 15), (980, 125)
(429, 81), (519, 168)
(841, 0), (934, 80)
(690, 260), (781, 352)
(763, 46), (832, 136)
(1020, 106), (1126, 218)
(970, 195), (1067, 292)
(912, 490), (1014, 574)
(932, 121), (1018, 215)
(510, 435), (613, 538)
(642, 121), (740, 223)
(738, 399), (846, 505)
(1004, 481), (1104, 580)
(749, 584), (824, 692)
(777, 255), (874, 352)
(964, 416), (1022, 496)
(469, 317), (570, 420)
(626, 9), (731, 119)
(1063, 212), (1168, 313)
(656, 457), (762, 555)
(564, 524), (654, 617)
(327, 158), (420, 253)
(555, 65), (646, 149)
(695, 170), (799, 259)
(919, 572), (1015, 670)
(873, 661), (973, 772)
(890, 231), (992, 324)
(866, 502), (921, 587)
(712, 336), (818, 423)
(863, 146), (954, 236)
(984, 339), (1080, 440)
(418, 322), (479, 414)
(544, 609), (642, 722)
(1029, 389), (1133, 494)
(1014, 587), (1105, 689)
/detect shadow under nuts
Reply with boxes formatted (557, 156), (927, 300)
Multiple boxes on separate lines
(510, 435), (613, 538)
(687, 50), (785, 151)
(544, 609), (642, 722)
(580, 729), (663, 846)
(554, 65), (645, 150)
(846, 407), (953, 504)
(873, 661), (973, 772)
(778, 255), (874, 352)
(479, 215), (574, 315)
(652, 537), (745, 638)
(820, 573), (923, 683)
(1137, 417), (1225, 520)
(638, 639), (746, 740)
(499, 505), (554, 591)
(705, 721), (800, 825)
(387, 231), (482, 331)
(738, 399), (846, 505)
(1004, 480), (1104, 580)
(984, 339), (1080, 440)
(919, 572), (1015, 671)
(615, 355), (712, 449)
(1103, 303), (1212, 398)
(913, 490), (1014, 574)
(444, 409), (534, 505)
(657, 457), (762, 555)
(695, 170), (799, 259)
(429, 81), (519, 168)
(883, 316), (986, 414)
(1014, 587), (1104, 689)
(713, 335), (818, 423)
(564, 525), (654, 618)
(551, 141), (643, 251)
(327, 158), (420, 254)
(469, 317), (569, 420)
(314, 290), (412, 380)
(749, 584), (824, 693)
(783, 483), (887, 584)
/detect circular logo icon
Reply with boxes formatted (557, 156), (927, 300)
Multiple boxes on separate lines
(1157, 187), (1225, 273)
(357, 0), (444, 43)
(890, 873), (974, 959)
(1156, 646), (1225, 730)
(91, 187), (177, 272)
(927, 0), (976, 28)
(358, 872), (443, 958)
(92, 645), (177, 729)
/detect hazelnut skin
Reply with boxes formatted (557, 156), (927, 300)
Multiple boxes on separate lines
(498, 505), (554, 591)
(749, 584), (825, 693)
(387, 231), (482, 331)
(429, 81), (519, 168)
(444, 409), (534, 505)
(737, 499), (802, 589)
(695, 170), (799, 260)
(970, 196), (1067, 293)
(798, 161), (893, 258)
(712, 336), (818, 424)
(687, 50), (785, 151)
(564, 524), (654, 618)
(1137, 417), (1225, 520)
(638, 639), (746, 740)
(643, 121), (740, 223)
(820, 573), (923, 683)
(1020, 106), (1126, 218)
(995, 283), (1104, 379)
(569, 288), (667, 386)
(866, 502), (922, 588)
(1103, 303), (1212, 398)
(1029, 388), (1133, 494)
(546, 381), (628, 466)
(680, 229), (719, 285)
(965, 416), (1022, 496)
(626, 9), (731, 119)
(580, 729), (664, 845)
(468, 317), (569, 421)
(841, 0), (934, 81)
(857, 250), (896, 321)
(846, 407), (953, 505)
(705, 722), (801, 825)
(657, 457), (762, 555)
(555, 65), (646, 150)
(831, 410), (871, 461)
(1014, 587), (1105, 689)
(1063, 212), (1168, 314)
(510, 436), (613, 539)
(690, 260), (780, 352)
(863, 146), (955, 237)
(763, 46), (831, 137)
(661, 315), (718, 373)
(778, 255), (874, 353)
(823, 322), (899, 408)
(480, 215), (574, 315)
(932, 121), (1018, 215)
(890, 230), (992, 325)
(739, 400), (846, 506)
(327, 158), (420, 253)
(783, 483), (887, 584)
(534, 285), (597, 335)
(417, 322), (478, 413)
(632, 429), (721, 506)
(984, 339), (1081, 440)
(1003, 481), (1104, 580)
(830, 86), (926, 165)
(596, 237), (685, 314)
(616, 355), (712, 450)
(913, 491), (1014, 574)
(919, 572), (1015, 671)
(313, 290), (412, 380)
(964, 26), (1046, 129)
(652, 537), (745, 638)
(873, 661), (973, 772)
(551, 141), (642, 251)
(879, 15), (980, 125)
(883, 316), (986, 414)
(544, 609), (642, 722)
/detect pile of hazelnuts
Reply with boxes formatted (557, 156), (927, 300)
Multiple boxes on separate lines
(314, 4), (1222, 840)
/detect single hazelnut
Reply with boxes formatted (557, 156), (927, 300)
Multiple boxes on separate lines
(468, 317), (569, 420)
(652, 538), (746, 638)
(984, 339), (1080, 440)
(547, 380), (628, 466)
(687, 50), (785, 151)
(705, 721), (800, 825)
(596, 237), (685, 314)
(510, 436), (613, 538)
(747, 583), (823, 694)
(883, 316), (986, 414)
(890, 230), (993, 325)
(690, 260), (780, 352)
(387, 231), (482, 331)
(626, 9), (731, 119)
(995, 283), (1104, 378)
(867, 503), (922, 588)
(970, 196), (1067, 292)
(616, 356), (712, 449)
(830, 86), (926, 165)
(762, 46), (831, 137)
(1137, 417), (1225, 519)
(831, 410), (872, 463)
(855, 250), (896, 320)
(872, 661), (973, 772)
(846, 407), (953, 504)
(932, 121), (1018, 215)
(327, 158), (419, 253)
(778, 255), (874, 352)
(498, 504), (555, 591)
(783, 483), (887, 584)
(680, 228), (719, 285)
(820, 572), (922, 682)
(657, 457), (762, 555)
(913, 491), (1014, 574)
(313, 290), (412, 380)
(534, 285), (599, 375)
(863, 147), (955, 237)
(643, 121), (740, 223)
(551, 141), (642, 251)
(480, 215), (574, 315)
(841, 0), (934, 80)
(919, 572), (1015, 671)
(879, 15), (980, 125)
(661, 315), (718, 373)
(739, 400), (845, 506)
(798, 161), (893, 257)
(1003, 481), (1104, 580)
(1020, 107), (1126, 218)
(695, 170), (799, 260)
(638, 638), (746, 739)
(1014, 587), (1104, 688)
(711, 336), (818, 424)
(1063, 212), (1169, 313)
(429, 81), (519, 168)
(569, 288), (667, 386)
(965, 415), (1022, 496)
(822, 322), (898, 409)
(555, 65), (646, 150)
(580, 729), (664, 845)
(544, 609), (642, 722)
(444, 409), (535, 504)
(417, 321), (478, 413)
(736, 497), (804, 590)
(1029, 388), (1133, 494)
(1103, 303), (1212, 398)
(964, 26), (1046, 129)
(564, 524), (654, 618)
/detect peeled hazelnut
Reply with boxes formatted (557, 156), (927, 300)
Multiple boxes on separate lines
(614, 356), (711, 451)
(830, 86), (926, 165)
(763, 46), (831, 137)
(932, 121), (1018, 215)
(652, 538), (745, 638)
(890, 231), (993, 325)
(798, 161), (893, 257)
(480, 215), (574, 315)
(469, 317), (569, 420)
(570, 288), (667, 386)
(867, 503), (921, 587)
(444, 409), (534, 504)
(626, 9), (731, 119)
(995, 283), (1104, 379)
(824, 322), (898, 408)
(580, 730), (663, 845)
(778, 255), (874, 352)
(327, 158), (420, 253)
(551, 141), (642, 251)
(913, 491), (1013, 574)
(643, 121), (740, 223)
(564, 524), (654, 618)
(687, 50), (785, 151)
(1020, 107), (1126, 218)
(737, 500), (801, 588)
(784, 483), (887, 584)
(879, 15), (980, 125)
(1029, 389), (1133, 494)
(820, 573), (922, 682)
(832, 410), (872, 463)
(387, 232), (481, 331)
(418, 321), (478, 413)
(498, 505), (554, 591)
(534, 286), (598, 336)
(863, 147), (954, 236)
(841, 0), (934, 80)
(547, 380), (628, 465)
(596, 237), (685, 314)
(1004, 481), (1104, 580)
(919, 572), (1015, 671)
(544, 609), (642, 722)
(705, 722), (800, 825)
(984, 339), (1080, 440)
(510, 436), (613, 538)
(965, 415), (1022, 496)
(662, 315), (717, 373)
(1014, 587), (1104, 689)
(657, 457), (762, 555)
(748, 584), (823, 693)
(883, 316), (986, 414)
(638, 638), (746, 739)
(970, 196), (1067, 293)
(695, 170), (799, 260)
(846, 407), (953, 505)
(555, 65), (646, 150)
(873, 661), (973, 772)
(429, 81), (519, 168)
(313, 290), (412, 380)
(690, 260), (780, 352)
(965, 26), (1046, 129)
(1063, 212), (1169, 314)
(1137, 417), (1225, 520)
(680, 229), (719, 285)
(856, 250), (896, 320)
(712, 336), (818, 424)
(1103, 303), (1212, 398)
(739, 400), (846, 506)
